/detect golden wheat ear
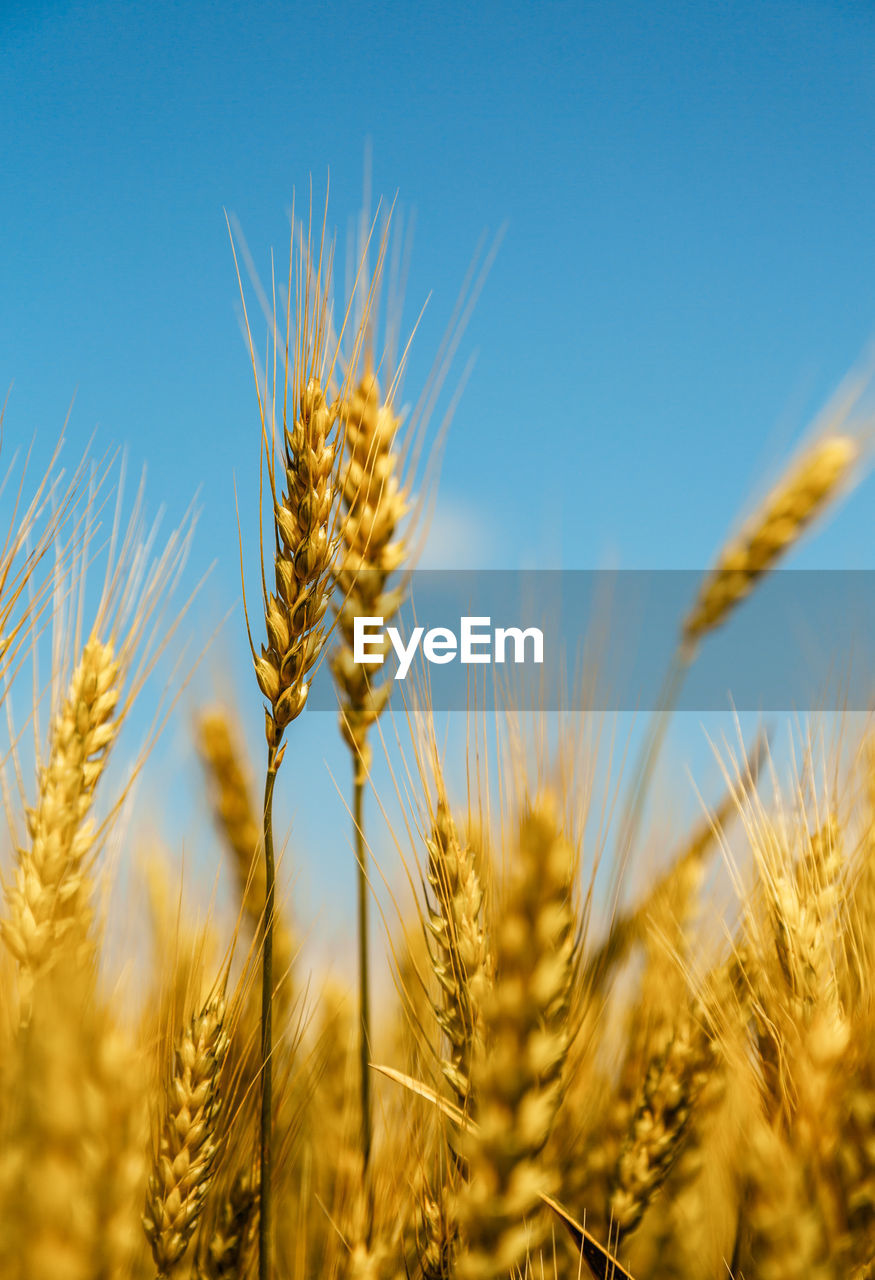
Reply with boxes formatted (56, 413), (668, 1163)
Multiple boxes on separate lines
(682, 352), (875, 654)
(683, 433), (857, 648)
(143, 989), (230, 1277)
(615, 366), (871, 905)
(1, 636), (121, 1019)
(2, 464), (198, 1024)
(332, 368), (408, 779)
(422, 795), (490, 1116)
(453, 793), (577, 1280)
(609, 1005), (716, 1241)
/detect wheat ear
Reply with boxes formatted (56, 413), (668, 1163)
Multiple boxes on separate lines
(609, 1006), (715, 1239)
(619, 428), (859, 890)
(332, 363), (409, 1185)
(143, 992), (230, 1277)
(455, 793), (576, 1280)
(424, 798), (490, 1114)
(1, 635), (120, 1018)
(333, 369), (408, 780)
(682, 434), (857, 649)
(197, 708), (262, 903)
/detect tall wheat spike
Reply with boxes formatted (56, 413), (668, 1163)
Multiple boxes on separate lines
(333, 368), (408, 784)
(232, 193), (380, 1279)
(682, 434), (857, 649)
(1, 635), (120, 1019)
(423, 797), (490, 1114)
(455, 793), (576, 1280)
(330, 207), (412, 1195)
(233, 205), (343, 1280)
(143, 991), (230, 1277)
(610, 1004), (716, 1239)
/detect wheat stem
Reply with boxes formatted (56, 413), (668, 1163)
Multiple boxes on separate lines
(259, 744), (279, 1280)
(354, 770), (374, 1223)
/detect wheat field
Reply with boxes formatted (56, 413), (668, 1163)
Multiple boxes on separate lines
(1, 195), (875, 1280)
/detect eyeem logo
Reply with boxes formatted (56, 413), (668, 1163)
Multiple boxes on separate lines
(354, 616), (545, 680)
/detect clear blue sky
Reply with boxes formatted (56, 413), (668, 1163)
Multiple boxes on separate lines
(3, 1), (874, 963)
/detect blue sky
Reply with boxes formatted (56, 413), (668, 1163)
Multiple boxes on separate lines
(3, 1), (874, 966)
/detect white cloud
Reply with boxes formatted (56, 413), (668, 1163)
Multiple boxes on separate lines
(415, 495), (498, 569)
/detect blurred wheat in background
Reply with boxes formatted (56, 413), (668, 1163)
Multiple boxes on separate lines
(2, 187), (875, 1280)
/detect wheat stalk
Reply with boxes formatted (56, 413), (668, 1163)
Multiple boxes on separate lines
(331, 268), (411, 1194)
(233, 204), (342, 1280)
(197, 707), (295, 1011)
(232, 193), (383, 1279)
(585, 728), (768, 996)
